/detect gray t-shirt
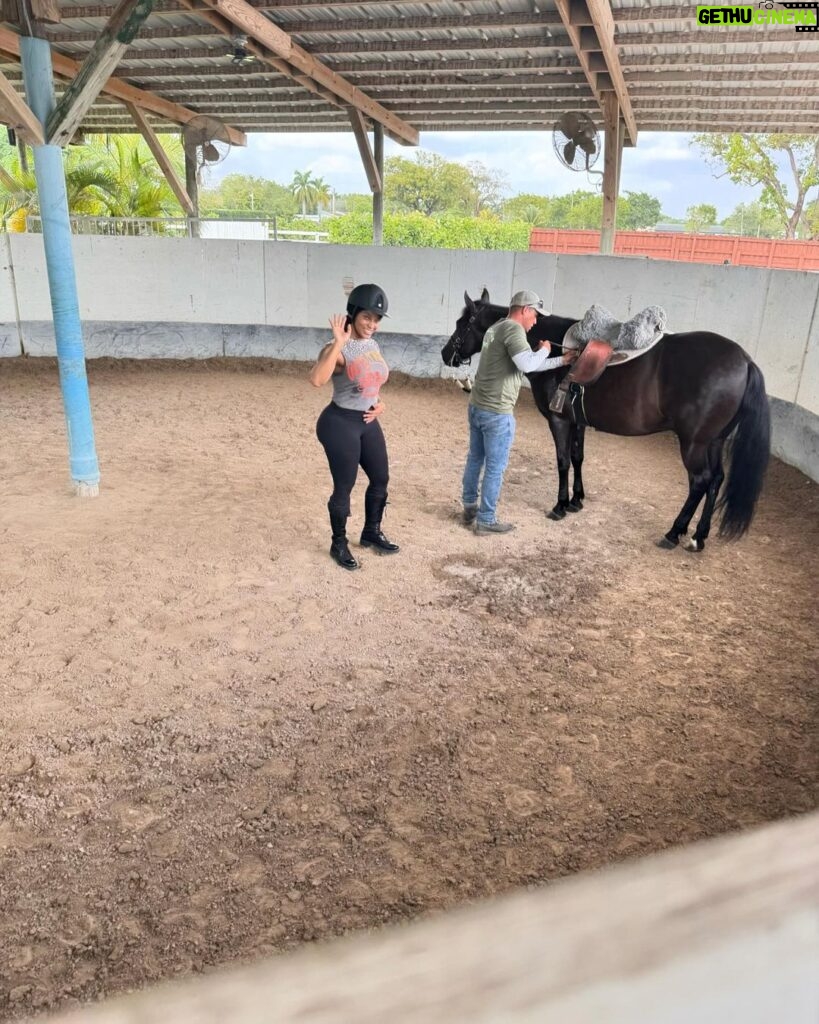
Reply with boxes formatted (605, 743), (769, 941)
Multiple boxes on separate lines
(469, 319), (531, 415)
(331, 338), (390, 412)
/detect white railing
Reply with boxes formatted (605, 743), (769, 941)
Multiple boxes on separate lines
(22, 215), (328, 242)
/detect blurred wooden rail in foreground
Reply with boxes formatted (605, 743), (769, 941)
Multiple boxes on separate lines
(40, 812), (819, 1024)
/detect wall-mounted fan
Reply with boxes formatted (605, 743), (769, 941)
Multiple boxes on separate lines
(553, 112), (601, 175)
(182, 115), (233, 182)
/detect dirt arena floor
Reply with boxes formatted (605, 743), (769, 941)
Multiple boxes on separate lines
(1, 357), (817, 1020)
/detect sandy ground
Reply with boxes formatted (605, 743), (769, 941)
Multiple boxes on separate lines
(0, 357), (817, 1021)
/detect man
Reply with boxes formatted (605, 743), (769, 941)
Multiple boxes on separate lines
(461, 290), (575, 534)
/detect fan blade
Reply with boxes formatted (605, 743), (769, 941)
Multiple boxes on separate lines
(203, 142), (220, 163)
(578, 134), (596, 156)
(563, 140), (577, 165)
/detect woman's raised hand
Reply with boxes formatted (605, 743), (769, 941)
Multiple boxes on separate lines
(329, 313), (351, 345)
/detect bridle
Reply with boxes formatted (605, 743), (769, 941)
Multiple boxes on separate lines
(445, 309), (482, 367)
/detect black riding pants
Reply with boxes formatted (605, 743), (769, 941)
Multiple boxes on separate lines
(316, 402), (389, 519)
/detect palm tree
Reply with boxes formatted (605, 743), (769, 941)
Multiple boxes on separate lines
(311, 175), (331, 214)
(82, 134), (183, 221)
(291, 169), (319, 216)
(0, 148), (115, 231)
(1, 133), (188, 232)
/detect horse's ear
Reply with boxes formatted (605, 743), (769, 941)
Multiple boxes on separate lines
(480, 287), (490, 303)
(464, 290), (476, 312)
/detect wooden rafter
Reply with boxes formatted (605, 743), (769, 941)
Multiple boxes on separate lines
(347, 106), (381, 194)
(0, 66), (44, 144)
(52, 0), (512, 15)
(48, 0), (157, 146)
(45, 11), (564, 42)
(174, 0), (346, 112)
(553, 0), (637, 145)
(194, 0), (418, 144)
(585, 0), (636, 145)
(0, 26), (246, 145)
(125, 100), (193, 213)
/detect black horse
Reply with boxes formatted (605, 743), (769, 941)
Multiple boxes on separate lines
(442, 290), (771, 551)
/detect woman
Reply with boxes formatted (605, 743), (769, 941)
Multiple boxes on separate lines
(309, 283), (399, 571)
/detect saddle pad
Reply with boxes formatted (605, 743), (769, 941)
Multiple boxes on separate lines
(564, 303), (667, 353)
(564, 325), (665, 363)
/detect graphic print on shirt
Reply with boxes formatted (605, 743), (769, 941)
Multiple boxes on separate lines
(347, 349), (389, 403)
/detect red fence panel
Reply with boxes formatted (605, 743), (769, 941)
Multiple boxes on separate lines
(528, 229), (819, 272)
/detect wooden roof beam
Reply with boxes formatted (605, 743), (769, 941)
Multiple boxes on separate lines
(347, 106), (381, 194)
(553, 0), (636, 145)
(0, 27), (246, 145)
(47, 0), (156, 147)
(583, 0), (637, 145)
(125, 100), (193, 213)
(174, 0), (408, 143)
(0, 66), (44, 144)
(197, 0), (418, 144)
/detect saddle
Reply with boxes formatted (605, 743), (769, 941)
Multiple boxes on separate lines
(549, 304), (668, 416)
(563, 303), (667, 353)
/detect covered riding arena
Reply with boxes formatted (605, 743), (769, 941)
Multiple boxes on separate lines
(1, 0), (818, 1020)
(2, 348), (818, 1018)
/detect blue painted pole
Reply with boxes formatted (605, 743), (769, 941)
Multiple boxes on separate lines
(20, 36), (100, 495)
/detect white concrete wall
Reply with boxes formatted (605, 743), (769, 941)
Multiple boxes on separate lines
(3, 234), (817, 478)
(0, 234), (22, 356)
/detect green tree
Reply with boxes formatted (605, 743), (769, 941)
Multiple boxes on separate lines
(720, 201), (781, 238)
(464, 161), (507, 216)
(1, 144), (116, 230)
(200, 173), (296, 218)
(685, 203), (718, 233)
(802, 198), (819, 240)
(501, 193), (553, 226)
(2, 132), (188, 229)
(693, 133), (819, 239)
(341, 193), (372, 216)
(310, 175), (331, 213)
(291, 169), (321, 215)
(384, 151), (474, 216)
(84, 134), (182, 218)
(618, 190), (662, 230)
(327, 211), (529, 250)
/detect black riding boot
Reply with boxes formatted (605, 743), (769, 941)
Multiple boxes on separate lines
(360, 492), (400, 554)
(329, 510), (359, 571)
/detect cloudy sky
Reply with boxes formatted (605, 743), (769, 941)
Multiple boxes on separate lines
(213, 130), (763, 220)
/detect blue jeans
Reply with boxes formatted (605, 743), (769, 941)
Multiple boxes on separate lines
(462, 404), (516, 525)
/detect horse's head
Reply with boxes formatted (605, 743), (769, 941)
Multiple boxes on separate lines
(443, 290), (576, 366)
(441, 288), (507, 367)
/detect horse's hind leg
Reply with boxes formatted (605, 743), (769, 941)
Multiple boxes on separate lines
(687, 441), (726, 552)
(658, 440), (711, 550)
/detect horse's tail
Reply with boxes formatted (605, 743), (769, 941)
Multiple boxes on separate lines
(718, 360), (771, 540)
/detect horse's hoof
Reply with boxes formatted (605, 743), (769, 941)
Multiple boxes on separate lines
(656, 535), (678, 550)
(547, 508), (566, 521)
(684, 537), (704, 553)
(567, 500), (583, 513)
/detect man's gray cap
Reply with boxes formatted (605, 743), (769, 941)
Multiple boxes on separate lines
(510, 290), (546, 311)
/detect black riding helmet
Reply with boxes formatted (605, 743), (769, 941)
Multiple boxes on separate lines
(346, 283), (390, 319)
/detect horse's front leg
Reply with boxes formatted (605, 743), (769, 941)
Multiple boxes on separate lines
(546, 417), (573, 520)
(568, 423), (585, 511)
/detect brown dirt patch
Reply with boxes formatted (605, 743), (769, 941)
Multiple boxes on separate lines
(1, 357), (817, 1019)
